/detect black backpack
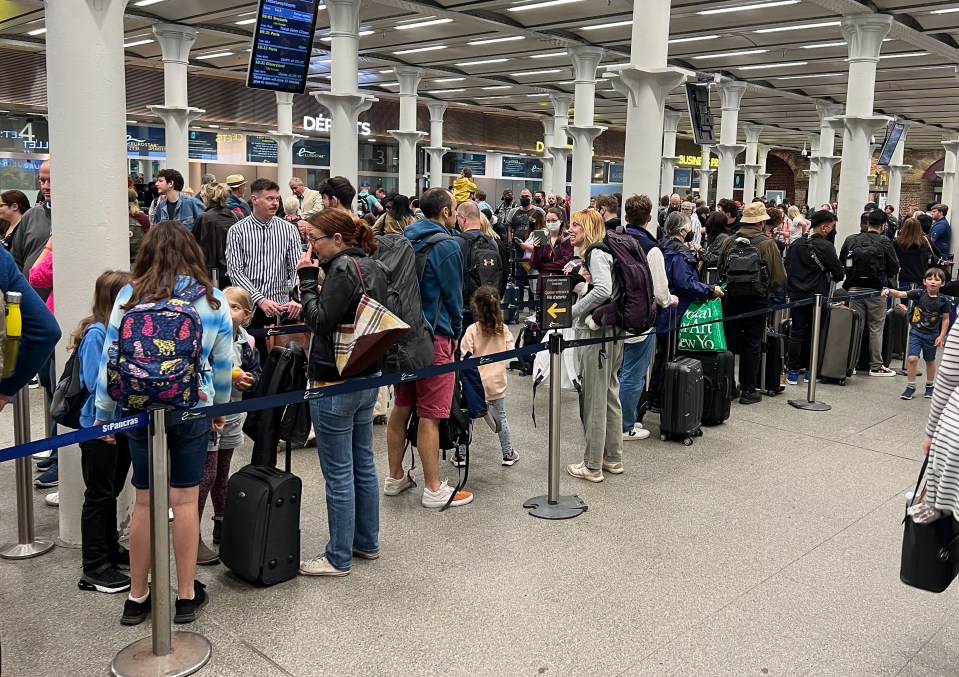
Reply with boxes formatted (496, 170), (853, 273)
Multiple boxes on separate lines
(243, 343), (310, 466)
(372, 234), (434, 373)
(356, 194), (372, 219)
(509, 319), (542, 375)
(461, 232), (503, 306)
(723, 234), (769, 300)
(845, 233), (887, 286)
(50, 348), (87, 429)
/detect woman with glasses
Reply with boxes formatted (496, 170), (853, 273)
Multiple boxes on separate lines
(528, 206), (574, 295)
(0, 190), (31, 251)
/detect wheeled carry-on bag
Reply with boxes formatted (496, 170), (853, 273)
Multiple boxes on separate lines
(885, 305), (909, 362)
(818, 303), (864, 385)
(220, 441), (301, 586)
(660, 309), (705, 445)
(678, 349), (733, 426)
(760, 328), (786, 396)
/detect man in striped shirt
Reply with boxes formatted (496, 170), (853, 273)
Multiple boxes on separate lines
(226, 178), (302, 364)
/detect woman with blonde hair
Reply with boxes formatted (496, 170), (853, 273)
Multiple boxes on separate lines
(192, 182), (239, 288)
(565, 208), (624, 483)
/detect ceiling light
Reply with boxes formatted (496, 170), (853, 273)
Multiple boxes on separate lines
(468, 36), (526, 45)
(456, 58), (510, 66)
(196, 51), (234, 60)
(477, 95), (510, 100)
(133, 0), (165, 5)
(526, 93), (549, 97)
(508, 0), (583, 11)
(431, 88), (466, 94)
(580, 20), (632, 30)
(755, 20), (839, 32)
(880, 51), (929, 59)
(378, 69), (393, 73)
(208, 124), (220, 129)
(692, 49), (768, 59)
(773, 72), (843, 80)
(434, 77), (465, 83)
(27, 27), (46, 36)
(123, 38), (154, 47)
(368, 138), (377, 142)
(530, 50), (568, 59)
(698, 0), (799, 15)
(738, 60), (807, 69)
(931, 7), (959, 13)
(511, 68), (563, 76)
(395, 18), (453, 29)
(126, 120), (137, 124)
(381, 82), (400, 87)
(482, 85), (513, 90)
(393, 45), (447, 55)
(235, 18), (258, 25)
(669, 34), (720, 44)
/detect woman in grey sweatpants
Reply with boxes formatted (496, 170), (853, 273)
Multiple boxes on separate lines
(566, 208), (624, 483)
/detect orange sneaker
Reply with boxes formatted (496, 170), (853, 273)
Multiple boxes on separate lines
(422, 480), (473, 508)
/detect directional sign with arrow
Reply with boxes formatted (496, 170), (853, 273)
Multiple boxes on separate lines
(540, 275), (573, 330)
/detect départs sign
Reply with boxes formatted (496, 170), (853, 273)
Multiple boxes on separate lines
(302, 114), (372, 137)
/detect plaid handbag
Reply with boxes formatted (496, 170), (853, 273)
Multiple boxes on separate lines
(334, 257), (410, 377)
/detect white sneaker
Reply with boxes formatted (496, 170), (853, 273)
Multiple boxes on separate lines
(383, 472), (416, 496)
(421, 480), (473, 508)
(32, 450), (52, 460)
(623, 427), (651, 441)
(870, 366), (896, 377)
(44, 492), (59, 507)
(299, 555), (350, 577)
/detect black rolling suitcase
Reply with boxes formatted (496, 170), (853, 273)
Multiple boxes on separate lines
(503, 281), (521, 324)
(220, 442), (301, 586)
(761, 328), (786, 396)
(885, 305), (909, 361)
(818, 303), (864, 385)
(660, 311), (705, 445)
(678, 350), (733, 426)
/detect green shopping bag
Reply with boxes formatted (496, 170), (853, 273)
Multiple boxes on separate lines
(677, 297), (727, 352)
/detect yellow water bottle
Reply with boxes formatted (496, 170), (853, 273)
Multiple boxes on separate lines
(2, 291), (22, 380)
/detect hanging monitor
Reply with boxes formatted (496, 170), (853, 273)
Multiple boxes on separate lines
(876, 121), (906, 166)
(247, 0), (323, 94)
(685, 83), (715, 146)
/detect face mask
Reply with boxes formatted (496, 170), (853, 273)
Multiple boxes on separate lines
(534, 197), (543, 205)
(684, 230), (694, 243)
(520, 197), (531, 208)
(547, 221), (561, 232)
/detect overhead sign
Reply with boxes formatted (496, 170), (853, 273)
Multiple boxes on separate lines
(188, 131), (218, 160)
(302, 114), (372, 137)
(247, 0), (323, 94)
(685, 83), (716, 146)
(540, 275), (573, 330)
(246, 135), (332, 166)
(877, 121), (906, 167)
(0, 117), (49, 154)
(127, 125), (166, 158)
(502, 156), (544, 179)
(455, 153), (487, 176)
(608, 163), (624, 184)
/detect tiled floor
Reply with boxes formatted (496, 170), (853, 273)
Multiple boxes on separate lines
(0, 353), (952, 677)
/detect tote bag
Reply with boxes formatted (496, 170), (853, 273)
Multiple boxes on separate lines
(334, 258), (409, 377)
(900, 455), (959, 593)
(677, 296), (727, 352)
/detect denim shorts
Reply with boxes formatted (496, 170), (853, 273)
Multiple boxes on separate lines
(125, 417), (210, 490)
(908, 329), (939, 362)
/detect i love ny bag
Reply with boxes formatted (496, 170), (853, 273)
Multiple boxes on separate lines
(334, 258), (409, 377)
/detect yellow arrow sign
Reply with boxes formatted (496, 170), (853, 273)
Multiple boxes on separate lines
(547, 302), (567, 319)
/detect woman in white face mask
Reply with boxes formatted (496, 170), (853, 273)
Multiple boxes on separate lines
(525, 207), (574, 296)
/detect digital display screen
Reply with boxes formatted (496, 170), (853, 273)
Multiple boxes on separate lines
(877, 122), (905, 167)
(246, 0), (323, 94)
(189, 131), (218, 160)
(127, 125), (166, 158)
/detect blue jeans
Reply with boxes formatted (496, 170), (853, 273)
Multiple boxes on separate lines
(620, 337), (655, 432)
(309, 379), (380, 571)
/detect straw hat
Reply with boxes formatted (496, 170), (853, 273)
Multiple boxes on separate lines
(739, 201), (769, 224)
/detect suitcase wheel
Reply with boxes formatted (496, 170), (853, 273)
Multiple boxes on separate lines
(660, 433), (668, 442)
(268, 559), (278, 569)
(290, 494), (298, 504)
(683, 437), (694, 447)
(275, 497), (284, 507)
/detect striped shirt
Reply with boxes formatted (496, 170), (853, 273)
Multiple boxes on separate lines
(924, 319), (959, 518)
(225, 213), (301, 305)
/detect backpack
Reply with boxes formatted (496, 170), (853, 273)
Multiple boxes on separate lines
(107, 282), (206, 411)
(243, 342), (310, 465)
(508, 318), (542, 375)
(723, 234), (769, 300)
(372, 234), (434, 373)
(461, 232), (503, 307)
(506, 207), (532, 241)
(50, 346), (88, 429)
(845, 233), (887, 286)
(356, 193), (374, 219)
(584, 227), (658, 335)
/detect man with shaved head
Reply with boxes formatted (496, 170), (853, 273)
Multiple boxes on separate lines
(658, 193), (682, 239)
(456, 199), (502, 330)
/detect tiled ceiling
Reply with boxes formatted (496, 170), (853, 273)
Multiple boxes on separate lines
(1, 0), (958, 150)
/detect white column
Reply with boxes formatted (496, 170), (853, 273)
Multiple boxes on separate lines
(566, 46), (606, 210)
(548, 93), (573, 198)
(540, 117), (556, 196)
(697, 145), (714, 205)
(714, 81), (747, 201)
(313, 0), (376, 187)
(605, 0), (686, 215)
(943, 137), (959, 259)
(885, 120), (912, 214)
(268, 92), (304, 195)
(742, 123), (763, 200)
(756, 145), (771, 199)
(834, 14), (893, 243)
(424, 101), (449, 191)
(660, 110), (683, 199)
(812, 101), (843, 207)
(388, 67), (426, 197)
(149, 24), (205, 174)
(45, 0), (130, 546)
(940, 132), (957, 210)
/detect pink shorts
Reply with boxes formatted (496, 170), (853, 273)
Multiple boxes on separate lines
(395, 335), (455, 419)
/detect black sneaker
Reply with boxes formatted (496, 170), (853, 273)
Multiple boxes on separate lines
(78, 566), (131, 594)
(212, 517), (223, 546)
(112, 547), (131, 570)
(174, 580), (208, 624)
(739, 391), (762, 405)
(121, 593), (151, 626)
(731, 385), (742, 399)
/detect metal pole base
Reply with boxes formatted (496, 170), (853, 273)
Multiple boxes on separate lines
(111, 631), (212, 677)
(788, 399), (832, 412)
(0, 536), (54, 559)
(523, 494), (588, 520)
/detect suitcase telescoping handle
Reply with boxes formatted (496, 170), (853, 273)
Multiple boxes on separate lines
(668, 305), (679, 361)
(284, 440), (292, 474)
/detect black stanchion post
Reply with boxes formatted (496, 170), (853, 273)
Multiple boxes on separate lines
(789, 294), (831, 412)
(112, 409), (211, 676)
(524, 332), (588, 520)
(0, 388), (54, 559)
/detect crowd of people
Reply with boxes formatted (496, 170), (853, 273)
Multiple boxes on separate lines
(4, 158), (959, 629)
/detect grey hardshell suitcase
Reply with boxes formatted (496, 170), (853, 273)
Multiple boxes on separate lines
(818, 303), (864, 385)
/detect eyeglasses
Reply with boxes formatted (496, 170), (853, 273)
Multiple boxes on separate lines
(307, 233), (331, 245)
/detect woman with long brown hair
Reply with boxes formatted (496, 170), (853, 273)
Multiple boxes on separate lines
(896, 216), (941, 289)
(94, 220), (234, 626)
(295, 208), (389, 578)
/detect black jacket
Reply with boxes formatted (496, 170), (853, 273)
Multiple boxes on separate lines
(895, 238), (940, 286)
(298, 248), (388, 382)
(839, 230), (900, 290)
(192, 205), (238, 288)
(784, 233), (845, 299)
